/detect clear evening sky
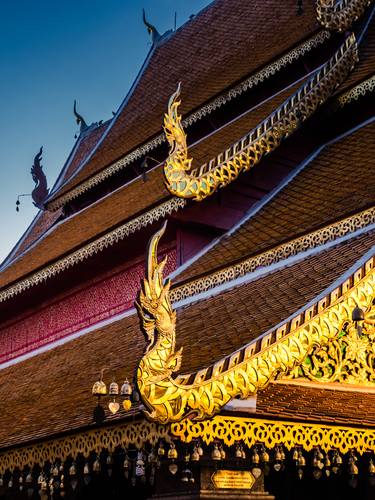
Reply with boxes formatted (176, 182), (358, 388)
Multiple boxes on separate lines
(0, 0), (211, 262)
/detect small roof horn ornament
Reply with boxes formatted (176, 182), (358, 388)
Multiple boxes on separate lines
(142, 8), (161, 44)
(31, 146), (49, 209)
(73, 99), (89, 134)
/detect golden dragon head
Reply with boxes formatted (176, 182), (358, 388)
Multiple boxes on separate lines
(136, 222), (176, 346)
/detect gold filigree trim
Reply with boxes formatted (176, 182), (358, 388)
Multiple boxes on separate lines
(317, 0), (372, 32)
(163, 36), (357, 201)
(338, 75), (375, 106)
(1, 201), (372, 314)
(285, 308), (375, 385)
(136, 219), (374, 423)
(0, 420), (171, 475)
(0, 198), (186, 303)
(46, 31), (331, 211)
(171, 416), (375, 454)
(170, 207), (375, 303)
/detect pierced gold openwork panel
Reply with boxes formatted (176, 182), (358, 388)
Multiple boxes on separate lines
(286, 304), (375, 385)
(171, 416), (375, 455)
(316, 0), (372, 32)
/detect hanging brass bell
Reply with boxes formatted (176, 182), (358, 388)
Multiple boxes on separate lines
(109, 381), (119, 396)
(92, 379), (107, 396)
(93, 457), (101, 473)
(191, 447), (200, 462)
(168, 443), (178, 460)
(120, 379), (132, 396)
(211, 444), (221, 461)
(349, 462), (359, 475)
(297, 451), (306, 467)
(158, 442), (165, 457)
(252, 448), (260, 464)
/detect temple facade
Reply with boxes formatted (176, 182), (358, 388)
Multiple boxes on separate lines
(0, 1), (374, 499)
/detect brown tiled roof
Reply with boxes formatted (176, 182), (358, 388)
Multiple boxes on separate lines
(1, 209), (62, 268)
(177, 122), (375, 283)
(0, 82), (303, 291)
(0, 229), (372, 449)
(60, 121), (110, 183)
(257, 382), (375, 427)
(51, 0), (319, 200)
(337, 13), (375, 93)
(1, 124), (110, 269)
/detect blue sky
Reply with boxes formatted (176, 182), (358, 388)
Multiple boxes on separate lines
(0, 0), (211, 262)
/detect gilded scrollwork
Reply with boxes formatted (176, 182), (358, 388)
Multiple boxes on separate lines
(163, 36), (358, 201)
(0, 420), (171, 475)
(171, 415), (375, 454)
(316, 0), (372, 32)
(170, 208), (375, 303)
(0, 197), (186, 303)
(136, 221), (374, 424)
(338, 75), (375, 106)
(287, 306), (375, 385)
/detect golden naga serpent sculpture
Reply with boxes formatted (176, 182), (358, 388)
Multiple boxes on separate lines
(163, 34), (358, 201)
(136, 223), (375, 424)
(316, 0), (373, 32)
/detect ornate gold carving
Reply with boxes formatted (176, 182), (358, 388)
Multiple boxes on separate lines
(163, 36), (358, 201)
(317, 0), (372, 32)
(46, 31), (331, 211)
(136, 220), (374, 424)
(170, 208), (375, 303)
(286, 306), (375, 385)
(171, 415), (375, 454)
(0, 197), (185, 303)
(0, 420), (171, 475)
(338, 75), (375, 106)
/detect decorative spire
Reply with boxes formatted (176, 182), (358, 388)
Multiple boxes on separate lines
(31, 146), (49, 209)
(142, 9), (161, 44)
(73, 100), (88, 133)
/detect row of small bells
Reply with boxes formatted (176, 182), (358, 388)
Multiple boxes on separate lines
(1, 445), (374, 497)
(92, 376), (135, 414)
(162, 442), (375, 485)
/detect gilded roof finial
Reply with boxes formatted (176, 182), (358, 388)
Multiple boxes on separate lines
(73, 100), (89, 133)
(31, 146), (49, 209)
(142, 8), (161, 44)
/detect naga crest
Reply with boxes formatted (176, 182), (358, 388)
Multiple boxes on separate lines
(136, 222), (177, 347)
(31, 147), (49, 209)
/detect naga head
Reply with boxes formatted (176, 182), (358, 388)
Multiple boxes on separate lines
(31, 146), (49, 209)
(164, 83), (187, 150)
(136, 222), (176, 345)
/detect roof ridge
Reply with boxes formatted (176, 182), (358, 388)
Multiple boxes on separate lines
(170, 115), (375, 281)
(46, 29), (330, 210)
